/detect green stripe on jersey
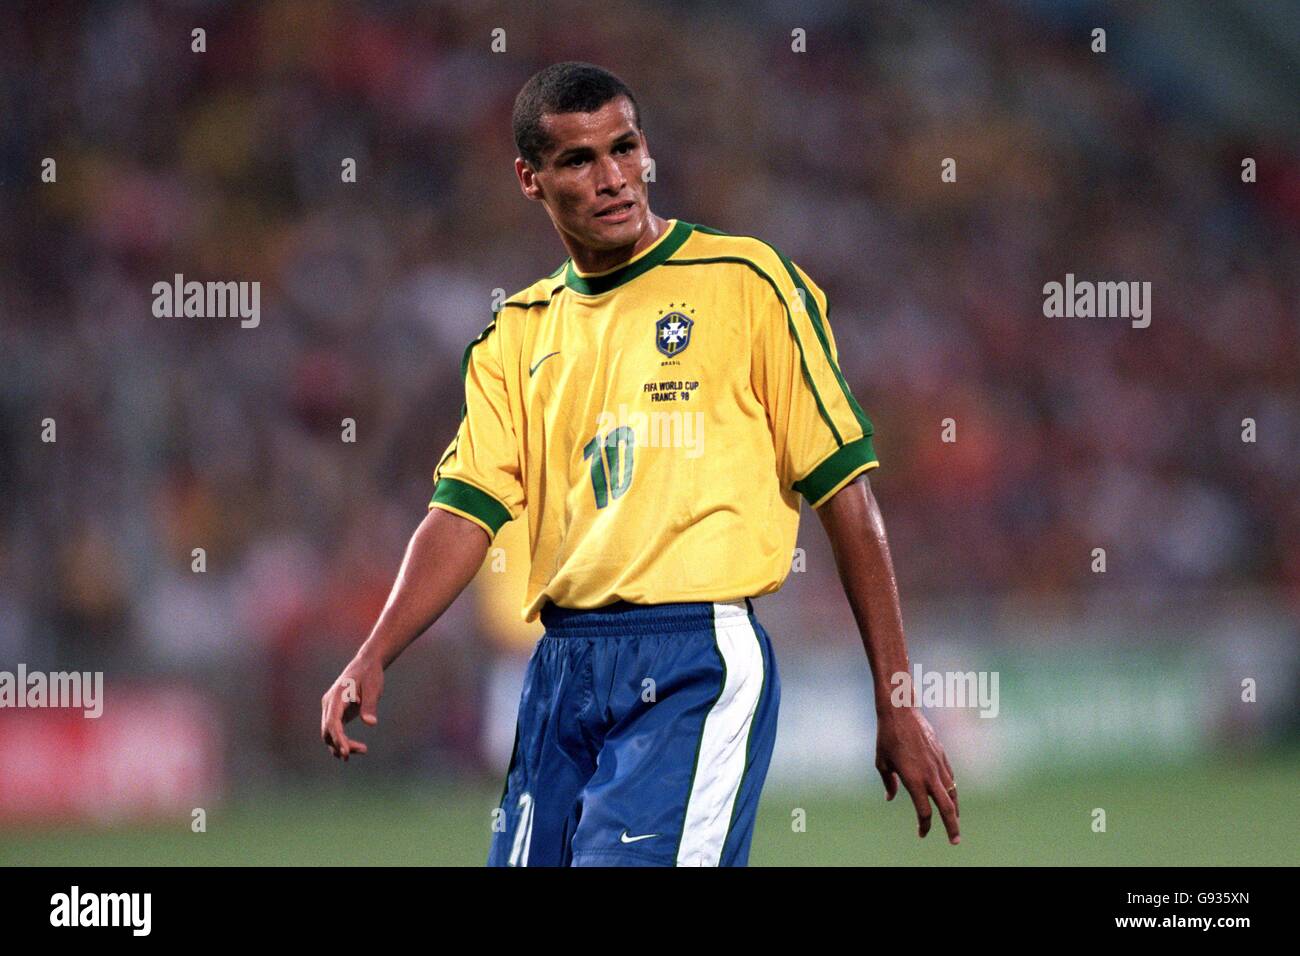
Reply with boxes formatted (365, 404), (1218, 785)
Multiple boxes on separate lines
(460, 315), (497, 387)
(760, 242), (873, 437)
(663, 256), (843, 446)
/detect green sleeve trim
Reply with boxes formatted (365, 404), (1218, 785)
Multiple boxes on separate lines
(430, 478), (512, 535)
(792, 435), (878, 506)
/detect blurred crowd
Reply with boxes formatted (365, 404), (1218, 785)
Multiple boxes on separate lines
(0, 1), (1296, 771)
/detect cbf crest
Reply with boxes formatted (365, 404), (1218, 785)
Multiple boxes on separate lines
(655, 311), (694, 357)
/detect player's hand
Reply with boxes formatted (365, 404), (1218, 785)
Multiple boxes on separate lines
(320, 653), (384, 761)
(875, 708), (960, 844)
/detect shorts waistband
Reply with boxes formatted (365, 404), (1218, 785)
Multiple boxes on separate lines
(539, 598), (755, 636)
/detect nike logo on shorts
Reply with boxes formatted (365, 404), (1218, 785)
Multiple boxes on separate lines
(619, 830), (659, 844)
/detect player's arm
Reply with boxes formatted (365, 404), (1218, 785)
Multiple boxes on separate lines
(752, 255), (958, 842)
(322, 314), (523, 761)
(320, 507), (488, 760)
(815, 474), (960, 844)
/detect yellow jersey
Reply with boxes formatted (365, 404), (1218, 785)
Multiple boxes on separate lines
(429, 219), (878, 622)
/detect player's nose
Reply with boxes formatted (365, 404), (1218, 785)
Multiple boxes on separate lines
(593, 154), (626, 193)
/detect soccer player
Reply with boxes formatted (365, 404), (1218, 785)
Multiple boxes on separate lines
(321, 62), (959, 866)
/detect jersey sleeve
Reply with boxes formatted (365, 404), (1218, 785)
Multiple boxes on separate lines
(428, 320), (524, 537)
(751, 259), (878, 508)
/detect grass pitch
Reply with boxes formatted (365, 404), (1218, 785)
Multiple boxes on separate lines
(3, 752), (1295, 866)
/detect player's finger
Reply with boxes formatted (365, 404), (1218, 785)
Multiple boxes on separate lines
(940, 748), (955, 783)
(901, 776), (932, 837)
(937, 752), (958, 815)
(322, 690), (350, 751)
(322, 681), (350, 728)
(930, 780), (960, 844)
(876, 762), (898, 801)
(320, 688), (338, 743)
(323, 725), (342, 759)
(359, 677), (381, 727)
(324, 725), (343, 759)
(331, 714), (370, 759)
(325, 710), (352, 760)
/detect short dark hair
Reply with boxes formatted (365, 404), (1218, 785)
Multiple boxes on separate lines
(512, 62), (642, 168)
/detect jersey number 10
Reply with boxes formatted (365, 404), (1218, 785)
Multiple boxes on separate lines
(582, 426), (635, 508)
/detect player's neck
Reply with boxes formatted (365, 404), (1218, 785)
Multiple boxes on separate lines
(565, 213), (671, 275)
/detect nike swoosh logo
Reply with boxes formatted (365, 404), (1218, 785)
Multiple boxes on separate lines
(619, 831), (659, 844)
(528, 351), (561, 377)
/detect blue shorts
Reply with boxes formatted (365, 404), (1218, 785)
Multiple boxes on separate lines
(488, 598), (781, 867)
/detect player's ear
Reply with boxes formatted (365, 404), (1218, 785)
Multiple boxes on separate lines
(515, 157), (544, 202)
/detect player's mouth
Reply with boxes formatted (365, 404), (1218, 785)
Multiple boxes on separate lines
(594, 200), (637, 223)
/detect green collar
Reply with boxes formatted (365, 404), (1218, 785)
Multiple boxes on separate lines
(563, 219), (694, 295)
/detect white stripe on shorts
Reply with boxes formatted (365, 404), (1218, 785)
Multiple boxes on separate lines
(675, 600), (764, 867)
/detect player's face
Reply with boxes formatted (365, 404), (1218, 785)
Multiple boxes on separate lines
(521, 96), (651, 251)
